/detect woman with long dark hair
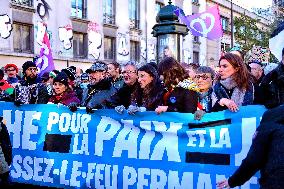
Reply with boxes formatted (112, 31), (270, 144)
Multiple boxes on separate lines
(130, 64), (163, 111)
(212, 53), (254, 112)
(155, 57), (198, 113)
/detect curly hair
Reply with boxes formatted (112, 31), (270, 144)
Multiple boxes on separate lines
(158, 57), (187, 88)
(219, 53), (253, 90)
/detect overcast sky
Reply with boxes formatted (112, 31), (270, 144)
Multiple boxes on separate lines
(234, 0), (272, 10)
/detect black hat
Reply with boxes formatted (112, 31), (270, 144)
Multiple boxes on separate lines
(249, 60), (263, 67)
(22, 61), (37, 73)
(138, 64), (158, 80)
(81, 73), (89, 81)
(53, 72), (68, 86)
(41, 72), (50, 82)
(86, 61), (107, 73)
(62, 66), (76, 81)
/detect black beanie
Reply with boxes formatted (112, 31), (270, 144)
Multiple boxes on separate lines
(22, 61), (37, 73)
(62, 66), (76, 81)
(53, 72), (69, 86)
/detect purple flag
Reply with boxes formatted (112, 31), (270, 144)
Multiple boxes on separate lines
(36, 29), (55, 76)
(174, 6), (223, 40)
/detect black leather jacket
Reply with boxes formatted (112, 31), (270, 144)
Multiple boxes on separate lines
(228, 105), (284, 188)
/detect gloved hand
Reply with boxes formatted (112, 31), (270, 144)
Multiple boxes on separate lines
(68, 103), (78, 112)
(127, 105), (140, 115)
(115, 105), (126, 114)
(86, 106), (94, 114)
(194, 110), (206, 121)
(14, 100), (22, 107)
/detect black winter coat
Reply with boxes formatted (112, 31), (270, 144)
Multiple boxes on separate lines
(164, 87), (198, 113)
(257, 63), (284, 108)
(228, 105), (284, 189)
(105, 82), (139, 108)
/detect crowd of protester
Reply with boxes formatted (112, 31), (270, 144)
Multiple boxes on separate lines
(0, 49), (283, 116)
(1, 48), (284, 187)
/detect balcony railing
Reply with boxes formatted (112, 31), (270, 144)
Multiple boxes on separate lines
(11, 0), (33, 7)
(103, 13), (115, 25)
(129, 19), (140, 29)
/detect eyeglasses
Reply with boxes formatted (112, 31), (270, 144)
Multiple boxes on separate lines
(6, 69), (16, 72)
(195, 74), (211, 80)
(122, 70), (136, 75)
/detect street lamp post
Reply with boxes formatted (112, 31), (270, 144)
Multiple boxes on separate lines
(152, 0), (188, 63)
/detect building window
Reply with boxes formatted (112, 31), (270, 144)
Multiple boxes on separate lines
(73, 32), (87, 58)
(129, 0), (139, 29)
(104, 36), (116, 60)
(13, 23), (33, 53)
(155, 1), (164, 15)
(220, 16), (229, 32)
(71, 0), (87, 19)
(193, 51), (199, 65)
(103, 0), (115, 25)
(130, 40), (140, 62)
(11, 0), (33, 7)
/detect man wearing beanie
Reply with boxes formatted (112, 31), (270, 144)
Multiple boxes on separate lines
(13, 61), (49, 105)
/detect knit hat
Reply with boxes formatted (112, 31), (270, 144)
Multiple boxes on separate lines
(22, 61), (37, 73)
(86, 61), (107, 73)
(138, 64), (158, 80)
(80, 73), (89, 81)
(41, 72), (50, 82)
(62, 66), (76, 81)
(53, 72), (69, 86)
(49, 71), (57, 78)
(4, 64), (18, 73)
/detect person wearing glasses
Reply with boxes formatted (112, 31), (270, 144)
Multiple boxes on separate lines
(211, 53), (254, 112)
(192, 66), (217, 120)
(13, 61), (49, 105)
(195, 66), (215, 111)
(4, 64), (20, 86)
(104, 61), (139, 109)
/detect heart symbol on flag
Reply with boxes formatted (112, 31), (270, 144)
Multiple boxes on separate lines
(190, 13), (215, 37)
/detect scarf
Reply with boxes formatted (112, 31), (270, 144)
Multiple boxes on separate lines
(212, 77), (246, 107)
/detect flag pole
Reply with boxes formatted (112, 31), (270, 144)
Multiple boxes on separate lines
(230, 0), (234, 48)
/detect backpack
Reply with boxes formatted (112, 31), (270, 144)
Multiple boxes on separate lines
(0, 117), (12, 166)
